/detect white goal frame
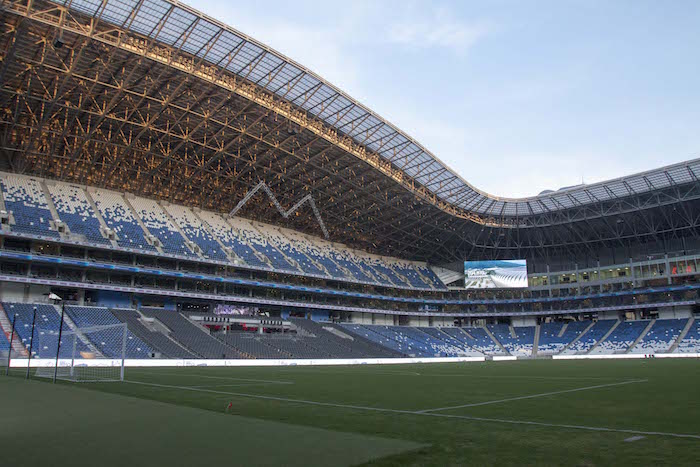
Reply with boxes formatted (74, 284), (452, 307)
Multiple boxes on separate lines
(34, 323), (127, 382)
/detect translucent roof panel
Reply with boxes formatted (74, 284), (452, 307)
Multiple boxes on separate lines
(63, 0), (700, 219)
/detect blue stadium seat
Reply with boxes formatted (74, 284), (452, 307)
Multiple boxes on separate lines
(1, 175), (60, 239)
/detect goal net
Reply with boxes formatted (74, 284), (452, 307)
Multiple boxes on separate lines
(34, 323), (127, 382)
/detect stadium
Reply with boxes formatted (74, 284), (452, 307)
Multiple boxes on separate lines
(0, 0), (699, 465)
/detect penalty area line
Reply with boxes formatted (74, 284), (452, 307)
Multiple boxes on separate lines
(417, 379), (649, 413)
(122, 379), (700, 440)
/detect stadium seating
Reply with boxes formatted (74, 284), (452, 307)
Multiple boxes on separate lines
(630, 319), (688, 354)
(197, 211), (271, 269)
(263, 335), (335, 358)
(0, 175), (60, 239)
(164, 204), (228, 261)
(140, 308), (242, 358)
(47, 183), (110, 245)
(215, 332), (292, 359)
(317, 322), (404, 358)
(91, 188), (157, 252)
(228, 218), (299, 272)
(459, 327), (506, 355)
(417, 327), (482, 357)
(339, 324), (408, 356)
(110, 308), (196, 358)
(255, 225), (328, 277)
(440, 327), (490, 357)
(487, 324), (534, 356)
(537, 322), (567, 355)
(677, 319), (700, 353)
(565, 320), (618, 354)
(290, 318), (400, 358)
(1, 303), (88, 358)
(591, 320), (649, 354)
(64, 306), (152, 358)
(1, 176), (447, 291)
(280, 230), (353, 280)
(129, 197), (198, 258)
(0, 328), (9, 352)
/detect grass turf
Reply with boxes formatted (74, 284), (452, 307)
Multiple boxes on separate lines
(2, 359), (700, 466)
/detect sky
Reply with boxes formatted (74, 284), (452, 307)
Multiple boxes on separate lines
(187, 0), (700, 198)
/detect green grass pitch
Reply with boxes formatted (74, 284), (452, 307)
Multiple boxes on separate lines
(2, 359), (699, 466)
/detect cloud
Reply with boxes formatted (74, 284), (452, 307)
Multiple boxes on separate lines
(386, 7), (494, 55)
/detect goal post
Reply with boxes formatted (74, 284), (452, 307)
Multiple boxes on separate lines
(34, 323), (127, 382)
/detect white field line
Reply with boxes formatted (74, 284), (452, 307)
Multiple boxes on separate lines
(122, 379), (700, 440)
(127, 370), (294, 385)
(188, 382), (294, 389)
(417, 379), (648, 413)
(277, 368), (630, 382)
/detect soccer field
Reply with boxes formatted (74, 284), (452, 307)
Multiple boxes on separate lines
(3, 359), (700, 466)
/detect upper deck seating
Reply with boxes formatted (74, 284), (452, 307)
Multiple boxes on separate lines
(197, 211), (271, 269)
(255, 225), (327, 277)
(91, 188), (157, 252)
(64, 306), (152, 358)
(229, 218), (298, 272)
(389, 262), (438, 289)
(48, 183), (110, 245)
(130, 197), (198, 258)
(1, 174), (446, 290)
(630, 319), (688, 354)
(164, 204), (228, 261)
(281, 230), (352, 280)
(0, 175), (59, 239)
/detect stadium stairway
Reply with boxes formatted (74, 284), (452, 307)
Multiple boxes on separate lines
(122, 194), (165, 255)
(292, 318), (402, 358)
(586, 320), (620, 354)
(57, 305), (104, 358)
(669, 317), (696, 353)
(191, 209), (239, 263)
(0, 303), (27, 356)
(532, 323), (540, 356)
(38, 181), (66, 240)
(140, 308), (244, 359)
(625, 320), (656, 353)
(110, 308), (196, 358)
(482, 326), (510, 355)
(82, 187), (118, 248)
(558, 321), (595, 354)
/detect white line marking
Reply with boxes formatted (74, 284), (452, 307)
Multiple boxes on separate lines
(122, 379), (700, 440)
(188, 382), (294, 389)
(417, 380), (648, 413)
(128, 370), (293, 385)
(624, 436), (646, 442)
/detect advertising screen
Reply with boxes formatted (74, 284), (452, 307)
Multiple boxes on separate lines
(464, 259), (528, 289)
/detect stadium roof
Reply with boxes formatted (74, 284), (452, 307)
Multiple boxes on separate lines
(1, 0), (699, 262)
